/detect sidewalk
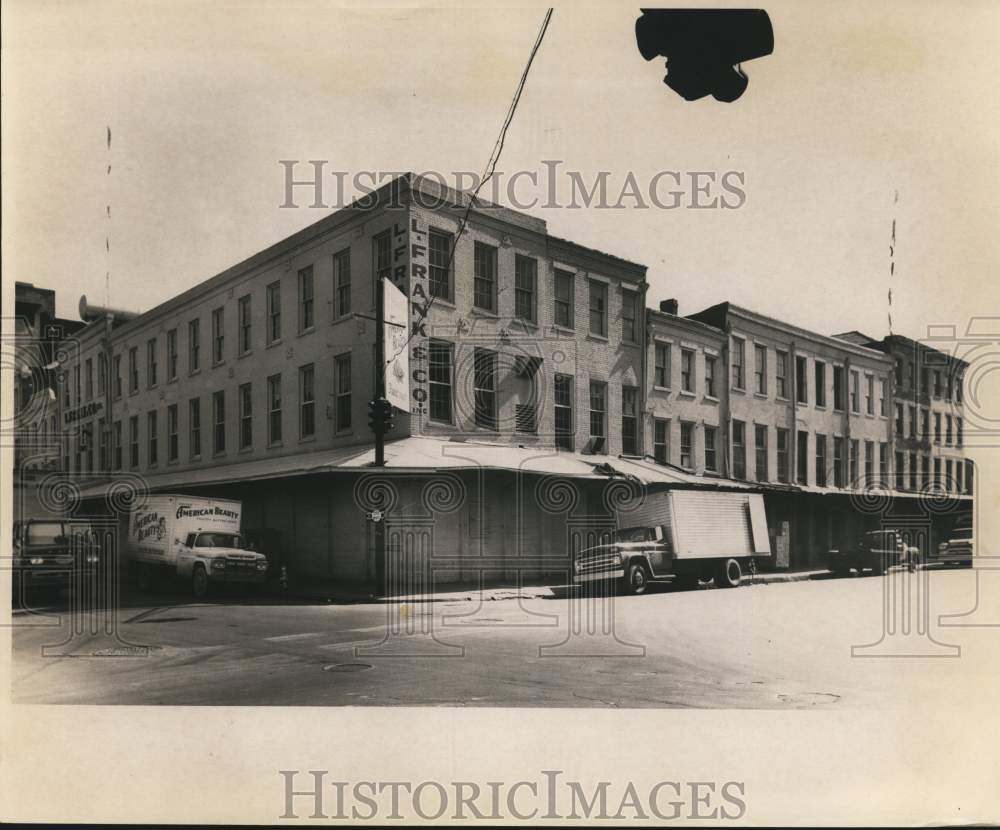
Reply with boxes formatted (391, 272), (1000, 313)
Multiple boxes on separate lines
(277, 568), (830, 604)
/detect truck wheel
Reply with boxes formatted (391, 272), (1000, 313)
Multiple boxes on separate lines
(192, 565), (210, 599)
(715, 558), (742, 588)
(622, 562), (650, 595)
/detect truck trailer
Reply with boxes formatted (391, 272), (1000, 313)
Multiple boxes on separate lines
(572, 488), (772, 594)
(126, 495), (269, 597)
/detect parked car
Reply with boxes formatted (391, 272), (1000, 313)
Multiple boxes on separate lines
(826, 530), (916, 577)
(930, 520), (974, 567)
(11, 519), (104, 601)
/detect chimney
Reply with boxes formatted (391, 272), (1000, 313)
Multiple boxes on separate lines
(660, 298), (679, 315)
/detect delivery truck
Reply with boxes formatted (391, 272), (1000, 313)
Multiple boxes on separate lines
(572, 489), (772, 594)
(126, 495), (269, 597)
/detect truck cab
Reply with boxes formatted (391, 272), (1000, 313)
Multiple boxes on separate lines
(932, 521), (974, 568)
(174, 530), (268, 598)
(11, 519), (103, 599)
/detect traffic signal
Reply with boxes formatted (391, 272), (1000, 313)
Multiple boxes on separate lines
(367, 398), (395, 435)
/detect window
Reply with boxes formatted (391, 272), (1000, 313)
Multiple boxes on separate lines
(372, 230), (392, 298)
(815, 433), (827, 486)
(189, 398), (201, 458)
(920, 366), (929, 395)
(299, 364), (315, 439)
(554, 374), (573, 451)
(933, 457), (942, 487)
(474, 348), (498, 429)
(239, 383), (253, 449)
(473, 242), (497, 312)
(166, 329), (178, 380)
(212, 307), (225, 363)
(921, 407), (930, 439)
(113, 354), (122, 399)
(815, 361), (826, 407)
(908, 404), (917, 438)
(908, 361), (915, 389)
(98, 418), (108, 472)
(147, 411), (158, 466)
(428, 340), (453, 423)
(775, 350), (788, 399)
(146, 339), (157, 387)
(754, 344), (767, 395)
(213, 391), (226, 454)
(732, 420), (746, 479)
(864, 440), (874, 486)
(86, 358), (93, 400)
(129, 416), (139, 468)
(514, 255), (537, 322)
(113, 421), (122, 471)
(796, 355), (807, 404)
(654, 342), (670, 387)
(334, 248), (351, 318)
(128, 347), (138, 393)
(908, 451), (918, 490)
(238, 294), (252, 354)
(850, 370), (860, 413)
(516, 403), (537, 434)
(945, 459), (953, 492)
(879, 379), (888, 416)
(934, 412), (942, 443)
(955, 461), (963, 494)
(957, 417), (963, 447)
(654, 418), (669, 465)
(98, 353), (107, 395)
(956, 373), (964, 403)
(896, 403), (905, 435)
(589, 381), (606, 439)
(945, 414), (953, 446)
(705, 425), (718, 472)
(167, 405), (178, 462)
(848, 438), (863, 487)
(621, 290), (639, 343)
(895, 451), (905, 490)
(298, 266), (314, 331)
(946, 372), (953, 401)
(622, 386), (639, 455)
(266, 281), (282, 343)
(189, 318), (200, 372)
(554, 269), (574, 328)
(776, 428), (789, 483)
(428, 229), (453, 301)
(755, 423), (768, 482)
(705, 354), (717, 397)
(335, 354), (351, 432)
(588, 280), (607, 337)
(865, 374), (874, 415)
(933, 370), (942, 397)
(681, 348), (695, 393)
(797, 431), (808, 484)
(833, 436), (845, 487)
(879, 443), (889, 486)
(732, 337), (745, 389)
(267, 374), (282, 445)
(680, 421), (694, 469)
(833, 366), (845, 411)
(895, 360), (903, 385)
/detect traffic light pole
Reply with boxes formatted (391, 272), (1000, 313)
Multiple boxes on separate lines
(373, 271), (386, 594)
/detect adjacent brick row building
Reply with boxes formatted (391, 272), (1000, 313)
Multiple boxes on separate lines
(15, 174), (972, 581)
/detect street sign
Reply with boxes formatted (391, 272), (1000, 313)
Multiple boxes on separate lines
(384, 279), (409, 411)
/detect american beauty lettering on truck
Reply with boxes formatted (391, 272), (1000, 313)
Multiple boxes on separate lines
(128, 496), (242, 566)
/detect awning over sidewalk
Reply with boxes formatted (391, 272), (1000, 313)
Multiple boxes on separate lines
(75, 436), (755, 498)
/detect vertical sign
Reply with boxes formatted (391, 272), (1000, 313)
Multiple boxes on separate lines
(384, 279), (410, 411)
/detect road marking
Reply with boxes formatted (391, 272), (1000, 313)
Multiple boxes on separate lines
(264, 632), (324, 642)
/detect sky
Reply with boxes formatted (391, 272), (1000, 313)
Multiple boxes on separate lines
(3, 0), (999, 344)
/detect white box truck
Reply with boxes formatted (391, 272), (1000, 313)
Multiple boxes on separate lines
(126, 495), (269, 597)
(572, 489), (772, 594)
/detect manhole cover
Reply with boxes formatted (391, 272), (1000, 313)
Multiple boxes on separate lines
(323, 662), (374, 673)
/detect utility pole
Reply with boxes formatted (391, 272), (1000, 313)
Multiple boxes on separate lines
(372, 271), (386, 594)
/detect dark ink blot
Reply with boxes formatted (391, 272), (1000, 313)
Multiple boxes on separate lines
(635, 8), (774, 102)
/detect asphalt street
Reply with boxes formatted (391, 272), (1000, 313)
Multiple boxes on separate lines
(9, 567), (997, 708)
